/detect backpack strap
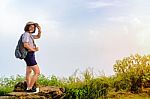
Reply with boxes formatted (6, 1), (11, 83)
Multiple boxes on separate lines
(20, 34), (28, 51)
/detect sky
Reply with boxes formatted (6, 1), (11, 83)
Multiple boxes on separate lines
(1, 0), (150, 77)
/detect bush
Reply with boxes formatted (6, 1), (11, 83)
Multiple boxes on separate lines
(0, 75), (24, 96)
(113, 54), (150, 92)
(63, 69), (110, 99)
(38, 74), (63, 86)
(0, 87), (12, 96)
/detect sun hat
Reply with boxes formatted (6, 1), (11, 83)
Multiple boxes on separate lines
(26, 21), (37, 25)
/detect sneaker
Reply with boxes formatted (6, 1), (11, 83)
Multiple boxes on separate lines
(32, 86), (39, 93)
(32, 86), (36, 90)
(26, 88), (36, 93)
(36, 88), (40, 93)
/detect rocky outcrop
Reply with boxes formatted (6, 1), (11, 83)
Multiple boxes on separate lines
(0, 81), (65, 99)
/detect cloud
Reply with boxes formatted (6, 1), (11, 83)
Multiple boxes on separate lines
(105, 0), (150, 52)
(87, 1), (115, 9)
(0, 0), (11, 10)
(85, 14), (148, 58)
(108, 15), (141, 23)
(0, 0), (62, 40)
(0, 0), (22, 37)
(107, 15), (144, 34)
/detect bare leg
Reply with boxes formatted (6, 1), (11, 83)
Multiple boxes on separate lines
(26, 66), (32, 88)
(28, 65), (40, 89)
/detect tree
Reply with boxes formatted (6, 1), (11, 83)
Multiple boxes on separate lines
(113, 54), (150, 92)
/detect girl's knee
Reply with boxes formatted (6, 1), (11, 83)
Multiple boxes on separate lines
(32, 65), (40, 76)
(26, 69), (32, 74)
(35, 70), (40, 76)
(37, 71), (40, 76)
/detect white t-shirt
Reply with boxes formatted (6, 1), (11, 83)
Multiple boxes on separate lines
(22, 32), (36, 48)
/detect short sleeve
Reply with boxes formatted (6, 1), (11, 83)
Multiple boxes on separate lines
(22, 32), (30, 43)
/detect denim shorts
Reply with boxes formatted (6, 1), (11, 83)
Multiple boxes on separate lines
(24, 52), (37, 66)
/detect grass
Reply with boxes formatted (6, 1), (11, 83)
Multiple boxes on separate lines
(108, 94), (150, 99)
(0, 87), (13, 96)
(0, 68), (149, 99)
(107, 91), (150, 99)
(0, 75), (24, 96)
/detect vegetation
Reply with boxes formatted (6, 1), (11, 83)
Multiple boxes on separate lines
(113, 54), (150, 92)
(0, 54), (150, 98)
(0, 75), (24, 95)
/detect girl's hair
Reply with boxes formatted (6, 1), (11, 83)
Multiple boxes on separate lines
(24, 24), (36, 33)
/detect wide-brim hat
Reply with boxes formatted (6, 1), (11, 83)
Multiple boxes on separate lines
(26, 21), (37, 26)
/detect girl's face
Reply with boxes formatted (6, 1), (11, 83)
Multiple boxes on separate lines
(29, 25), (35, 33)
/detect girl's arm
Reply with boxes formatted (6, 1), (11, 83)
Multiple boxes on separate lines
(33, 25), (42, 39)
(23, 43), (38, 52)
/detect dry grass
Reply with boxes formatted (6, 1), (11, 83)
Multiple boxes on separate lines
(107, 91), (150, 99)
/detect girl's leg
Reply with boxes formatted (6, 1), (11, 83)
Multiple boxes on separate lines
(26, 66), (32, 89)
(28, 65), (40, 89)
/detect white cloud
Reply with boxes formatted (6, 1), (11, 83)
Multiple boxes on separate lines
(94, 14), (150, 55)
(87, 1), (115, 9)
(107, 15), (144, 33)
(135, 20), (150, 53)
(39, 19), (62, 41)
(0, 0), (22, 37)
(0, 2), (62, 40)
(108, 15), (141, 23)
(0, 0), (10, 10)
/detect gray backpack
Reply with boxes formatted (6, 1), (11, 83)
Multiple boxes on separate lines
(15, 34), (28, 59)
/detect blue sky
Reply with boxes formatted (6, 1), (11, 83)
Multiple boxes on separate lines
(1, 0), (150, 77)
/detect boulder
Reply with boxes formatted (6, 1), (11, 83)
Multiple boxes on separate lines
(13, 81), (37, 92)
(2, 81), (65, 99)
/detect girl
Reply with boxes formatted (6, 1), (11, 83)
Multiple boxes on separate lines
(22, 21), (42, 92)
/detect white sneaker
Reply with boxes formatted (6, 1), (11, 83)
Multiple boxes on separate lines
(36, 88), (39, 93)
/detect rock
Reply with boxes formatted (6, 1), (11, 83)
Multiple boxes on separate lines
(38, 86), (65, 98)
(3, 81), (65, 99)
(0, 96), (16, 99)
(13, 81), (37, 92)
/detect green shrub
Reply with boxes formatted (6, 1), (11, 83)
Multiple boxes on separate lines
(63, 69), (109, 99)
(0, 75), (24, 96)
(38, 74), (63, 86)
(113, 54), (150, 92)
(0, 87), (13, 96)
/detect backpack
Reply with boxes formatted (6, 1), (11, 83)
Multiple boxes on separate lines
(15, 34), (28, 59)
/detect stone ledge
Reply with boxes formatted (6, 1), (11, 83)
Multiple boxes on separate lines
(1, 81), (65, 99)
